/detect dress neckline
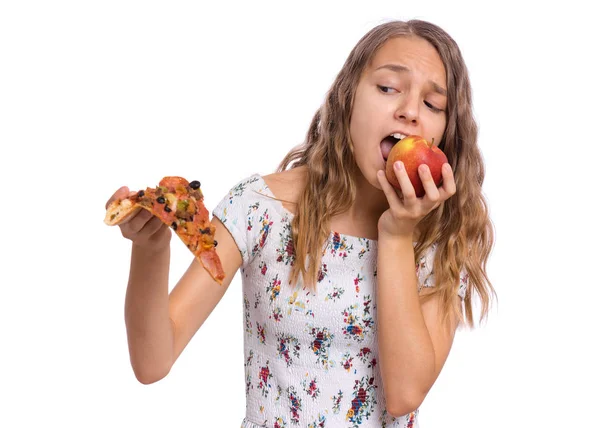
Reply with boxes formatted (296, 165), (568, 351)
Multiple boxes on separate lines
(251, 173), (379, 244)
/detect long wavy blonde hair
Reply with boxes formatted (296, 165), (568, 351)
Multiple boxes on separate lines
(277, 20), (495, 328)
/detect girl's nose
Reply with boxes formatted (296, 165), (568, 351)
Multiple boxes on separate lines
(394, 94), (419, 124)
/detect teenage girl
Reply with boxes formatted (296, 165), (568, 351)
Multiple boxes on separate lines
(106, 19), (494, 427)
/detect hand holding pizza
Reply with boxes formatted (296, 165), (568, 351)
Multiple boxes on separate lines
(104, 177), (225, 284)
(105, 186), (172, 250)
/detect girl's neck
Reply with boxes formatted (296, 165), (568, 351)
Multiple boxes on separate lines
(327, 173), (388, 241)
(330, 171), (423, 242)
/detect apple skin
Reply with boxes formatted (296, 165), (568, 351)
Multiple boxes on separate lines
(385, 135), (449, 198)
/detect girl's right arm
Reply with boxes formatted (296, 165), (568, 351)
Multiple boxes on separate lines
(107, 187), (242, 384)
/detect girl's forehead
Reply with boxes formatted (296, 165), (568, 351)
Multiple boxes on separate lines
(373, 36), (434, 59)
(368, 36), (446, 80)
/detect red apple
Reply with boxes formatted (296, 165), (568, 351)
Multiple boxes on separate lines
(385, 135), (448, 198)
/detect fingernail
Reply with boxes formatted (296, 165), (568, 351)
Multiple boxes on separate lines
(394, 161), (403, 171)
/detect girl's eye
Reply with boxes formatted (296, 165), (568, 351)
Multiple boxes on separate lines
(424, 100), (443, 113)
(377, 85), (397, 94)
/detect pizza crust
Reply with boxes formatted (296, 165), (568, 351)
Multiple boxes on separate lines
(104, 199), (143, 226)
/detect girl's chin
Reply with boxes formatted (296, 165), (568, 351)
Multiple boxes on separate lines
(354, 158), (388, 190)
(359, 169), (386, 191)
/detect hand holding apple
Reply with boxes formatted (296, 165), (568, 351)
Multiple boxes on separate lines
(385, 135), (448, 197)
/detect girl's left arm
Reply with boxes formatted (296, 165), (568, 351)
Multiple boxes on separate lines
(375, 162), (459, 418)
(377, 234), (460, 417)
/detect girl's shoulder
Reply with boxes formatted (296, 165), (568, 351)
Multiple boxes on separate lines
(212, 167), (308, 267)
(215, 166), (308, 217)
(261, 166), (308, 216)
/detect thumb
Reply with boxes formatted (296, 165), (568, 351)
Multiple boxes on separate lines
(105, 186), (130, 209)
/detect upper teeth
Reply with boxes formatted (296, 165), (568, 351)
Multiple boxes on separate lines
(391, 133), (406, 140)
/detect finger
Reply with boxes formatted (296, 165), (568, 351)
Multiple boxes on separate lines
(418, 164), (441, 203)
(377, 170), (403, 212)
(438, 163), (456, 199)
(141, 216), (168, 237)
(394, 161), (417, 202)
(122, 209), (153, 233)
(105, 186), (130, 209)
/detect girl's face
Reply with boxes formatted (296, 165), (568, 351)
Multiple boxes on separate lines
(349, 36), (448, 190)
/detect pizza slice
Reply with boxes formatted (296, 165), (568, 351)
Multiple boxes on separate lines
(104, 176), (225, 285)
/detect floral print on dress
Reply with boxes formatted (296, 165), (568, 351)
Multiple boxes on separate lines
(229, 176), (260, 200)
(272, 306), (284, 322)
(286, 289), (315, 317)
(246, 372), (253, 396)
(301, 376), (320, 400)
(307, 326), (335, 369)
(252, 209), (273, 257)
(356, 347), (372, 364)
(266, 274), (282, 303)
(331, 390), (344, 415)
(342, 294), (374, 342)
(346, 376), (378, 427)
(276, 217), (295, 266)
(214, 174), (462, 428)
(317, 263), (328, 283)
(244, 295), (253, 336)
(245, 349), (255, 367)
(245, 349), (255, 396)
(307, 414), (326, 428)
(354, 273), (365, 295)
(328, 232), (354, 259)
(247, 202), (260, 231)
(341, 352), (354, 373)
(257, 322), (266, 345)
(273, 416), (287, 428)
(276, 333), (300, 367)
(325, 286), (345, 302)
(259, 261), (268, 276)
(286, 386), (302, 425)
(254, 291), (262, 309)
(357, 238), (372, 259)
(258, 361), (274, 398)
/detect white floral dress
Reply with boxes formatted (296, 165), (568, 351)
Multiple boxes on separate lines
(212, 174), (467, 428)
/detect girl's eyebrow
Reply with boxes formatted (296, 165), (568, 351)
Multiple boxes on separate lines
(374, 63), (447, 97)
(375, 63), (410, 73)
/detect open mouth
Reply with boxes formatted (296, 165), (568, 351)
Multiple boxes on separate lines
(381, 133), (407, 161)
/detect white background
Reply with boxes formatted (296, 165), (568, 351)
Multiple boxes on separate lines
(1, 1), (598, 427)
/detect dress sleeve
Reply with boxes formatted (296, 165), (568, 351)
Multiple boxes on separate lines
(212, 174), (266, 267)
(416, 243), (468, 300)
